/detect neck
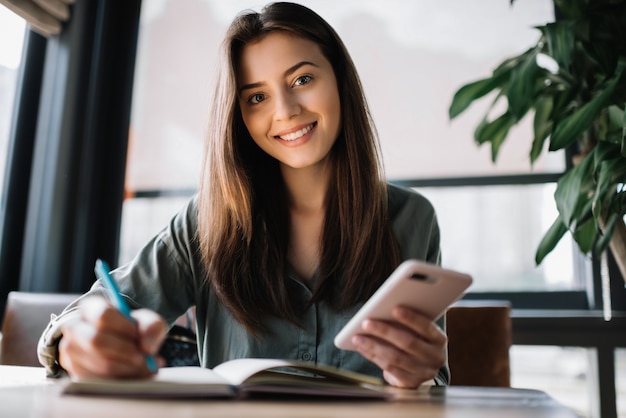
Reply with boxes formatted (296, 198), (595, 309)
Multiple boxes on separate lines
(280, 163), (329, 281)
(281, 163), (330, 214)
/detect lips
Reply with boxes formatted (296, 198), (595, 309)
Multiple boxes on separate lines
(275, 122), (317, 141)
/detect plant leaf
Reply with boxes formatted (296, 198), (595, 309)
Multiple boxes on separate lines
(539, 21), (575, 72)
(536, 215), (568, 264)
(549, 68), (623, 150)
(491, 122), (514, 162)
(595, 156), (626, 204)
(548, 87), (577, 127)
(506, 48), (540, 120)
(593, 141), (621, 169)
(531, 96), (554, 163)
(573, 197), (595, 228)
(449, 72), (510, 119)
(572, 218), (597, 254)
(473, 112), (516, 161)
(597, 105), (625, 144)
(449, 50), (536, 119)
(554, 150), (595, 226)
(493, 52), (528, 76)
(595, 212), (619, 255)
(553, 0), (585, 19)
(607, 105), (624, 134)
(598, 151), (626, 184)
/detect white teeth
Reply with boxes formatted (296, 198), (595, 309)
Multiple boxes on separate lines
(278, 123), (314, 141)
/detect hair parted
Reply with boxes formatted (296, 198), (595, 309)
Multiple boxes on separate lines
(197, 2), (400, 335)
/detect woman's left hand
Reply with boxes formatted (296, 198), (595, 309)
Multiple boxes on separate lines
(351, 305), (447, 388)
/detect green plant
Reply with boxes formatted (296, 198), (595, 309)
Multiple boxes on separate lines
(449, 0), (626, 282)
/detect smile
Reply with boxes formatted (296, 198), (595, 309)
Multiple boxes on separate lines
(276, 122), (317, 141)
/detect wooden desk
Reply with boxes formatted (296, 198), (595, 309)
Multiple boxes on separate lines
(0, 366), (578, 418)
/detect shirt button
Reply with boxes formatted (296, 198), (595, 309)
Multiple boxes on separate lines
(301, 352), (312, 361)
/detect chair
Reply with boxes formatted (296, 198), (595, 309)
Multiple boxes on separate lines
(0, 291), (198, 368)
(0, 291), (79, 366)
(445, 300), (512, 387)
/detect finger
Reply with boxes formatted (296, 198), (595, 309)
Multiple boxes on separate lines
(63, 299), (153, 376)
(392, 306), (448, 345)
(361, 318), (443, 363)
(383, 367), (438, 389)
(352, 334), (420, 372)
(61, 321), (151, 378)
(131, 309), (168, 355)
(79, 296), (138, 339)
(352, 336), (438, 388)
(78, 298), (162, 376)
(353, 324), (446, 380)
(59, 334), (129, 378)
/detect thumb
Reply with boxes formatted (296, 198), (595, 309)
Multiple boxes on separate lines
(131, 308), (168, 354)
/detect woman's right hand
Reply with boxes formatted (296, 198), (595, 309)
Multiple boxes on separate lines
(58, 296), (168, 379)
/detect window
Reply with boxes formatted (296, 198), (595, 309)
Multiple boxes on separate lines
(421, 184), (584, 292)
(122, 1), (567, 291)
(0, 6), (26, 198)
(123, 0), (580, 291)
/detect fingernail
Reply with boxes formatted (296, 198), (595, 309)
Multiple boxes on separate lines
(352, 335), (365, 346)
(394, 306), (408, 318)
(144, 336), (156, 351)
(362, 319), (376, 332)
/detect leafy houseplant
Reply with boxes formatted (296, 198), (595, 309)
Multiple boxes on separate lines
(449, 0), (626, 283)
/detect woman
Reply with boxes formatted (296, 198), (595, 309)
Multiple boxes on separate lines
(38, 2), (448, 388)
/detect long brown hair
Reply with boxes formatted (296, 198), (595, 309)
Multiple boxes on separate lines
(197, 2), (400, 334)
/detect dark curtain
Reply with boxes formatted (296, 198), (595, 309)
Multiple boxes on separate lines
(0, 0), (142, 323)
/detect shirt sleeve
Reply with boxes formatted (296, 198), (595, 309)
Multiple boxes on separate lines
(36, 294), (100, 377)
(36, 196), (203, 376)
(108, 195), (203, 323)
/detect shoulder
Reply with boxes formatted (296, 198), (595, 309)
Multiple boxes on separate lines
(159, 194), (200, 242)
(387, 183), (436, 221)
(386, 183), (441, 264)
(143, 194), (203, 281)
(112, 194), (203, 320)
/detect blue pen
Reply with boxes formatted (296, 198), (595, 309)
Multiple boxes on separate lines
(94, 258), (158, 373)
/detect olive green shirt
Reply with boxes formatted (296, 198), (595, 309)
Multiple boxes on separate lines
(38, 183), (448, 385)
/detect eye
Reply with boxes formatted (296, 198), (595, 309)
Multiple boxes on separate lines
(248, 93), (266, 104)
(293, 75), (312, 87)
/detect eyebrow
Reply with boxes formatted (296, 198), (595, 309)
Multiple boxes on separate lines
(238, 61), (319, 96)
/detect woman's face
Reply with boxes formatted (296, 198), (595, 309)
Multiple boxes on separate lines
(237, 31), (341, 172)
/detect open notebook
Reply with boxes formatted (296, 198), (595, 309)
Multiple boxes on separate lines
(61, 358), (390, 399)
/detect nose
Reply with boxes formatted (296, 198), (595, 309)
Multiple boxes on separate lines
(274, 89), (301, 121)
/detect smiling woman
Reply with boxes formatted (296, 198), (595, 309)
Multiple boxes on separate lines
(41, 1), (449, 391)
(237, 33), (341, 173)
(117, 0), (604, 415)
(235, 32), (343, 281)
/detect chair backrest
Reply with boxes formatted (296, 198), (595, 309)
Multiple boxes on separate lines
(446, 300), (512, 387)
(1, 291), (79, 366)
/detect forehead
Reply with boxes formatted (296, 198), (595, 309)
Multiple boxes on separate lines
(237, 31), (329, 83)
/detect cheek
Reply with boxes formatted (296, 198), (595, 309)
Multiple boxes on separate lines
(241, 111), (265, 142)
(241, 114), (273, 155)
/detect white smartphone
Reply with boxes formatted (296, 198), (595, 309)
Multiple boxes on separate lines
(334, 259), (473, 351)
